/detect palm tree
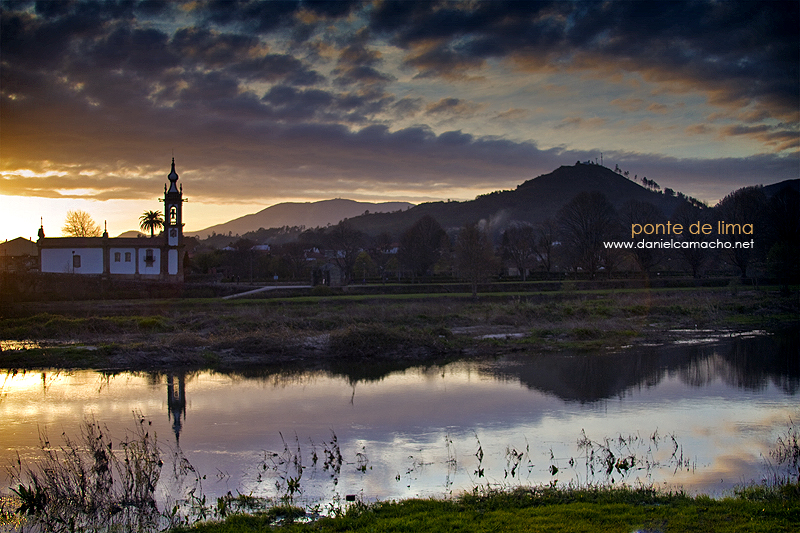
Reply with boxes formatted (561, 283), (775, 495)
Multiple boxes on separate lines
(139, 210), (164, 238)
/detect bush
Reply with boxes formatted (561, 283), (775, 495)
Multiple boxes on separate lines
(329, 324), (408, 357)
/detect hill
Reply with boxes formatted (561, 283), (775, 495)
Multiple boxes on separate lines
(346, 163), (685, 237)
(187, 199), (414, 238)
(762, 178), (799, 198)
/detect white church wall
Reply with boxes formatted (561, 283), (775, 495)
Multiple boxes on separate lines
(110, 248), (137, 274)
(138, 247), (161, 276)
(41, 248), (104, 274)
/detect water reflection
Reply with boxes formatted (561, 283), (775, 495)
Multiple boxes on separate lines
(495, 330), (799, 402)
(167, 372), (187, 444)
(1, 331), (797, 508)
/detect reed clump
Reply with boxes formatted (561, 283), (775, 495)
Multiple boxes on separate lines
(9, 415), (162, 533)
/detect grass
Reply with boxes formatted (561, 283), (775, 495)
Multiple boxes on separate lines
(0, 285), (796, 371)
(171, 485), (800, 532)
(8, 409), (799, 532)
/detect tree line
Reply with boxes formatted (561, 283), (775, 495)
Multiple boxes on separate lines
(185, 183), (797, 294)
(56, 184), (799, 293)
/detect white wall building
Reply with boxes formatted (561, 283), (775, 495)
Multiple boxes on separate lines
(38, 160), (186, 282)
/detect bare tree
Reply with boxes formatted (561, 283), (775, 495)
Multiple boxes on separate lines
(714, 186), (766, 277)
(533, 219), (558, 273)
(557, 191), (620, 278)
(672, 201), (712, 278)
(62, 210), (102, 237)
(325, 221), (366, 284)
(277, 241), (309, 281)
(398, 215), (447, 281)
(619, 200), (665, 273)
(501, 223), (535, 281)
(456, 222), (498, 298)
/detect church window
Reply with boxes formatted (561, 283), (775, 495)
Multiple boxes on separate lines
(170, 206), (177, 225)
(145, 249), (155, 266)
(72, 255), (81, 268)
(125, 252), (131, 262)
(114, 252), (121, 262)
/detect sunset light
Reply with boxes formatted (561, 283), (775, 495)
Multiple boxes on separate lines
(1, 1), (797, 242)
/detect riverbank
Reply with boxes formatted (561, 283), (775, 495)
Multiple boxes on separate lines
(177, 484), (800, 533)
(0, 284), (797, 371)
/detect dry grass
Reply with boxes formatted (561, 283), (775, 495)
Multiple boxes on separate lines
(1, 286), (796, 369)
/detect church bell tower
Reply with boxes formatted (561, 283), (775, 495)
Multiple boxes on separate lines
(163, 158), (184, 280)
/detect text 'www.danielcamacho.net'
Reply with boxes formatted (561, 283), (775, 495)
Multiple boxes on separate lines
(604, 239), (755, 250)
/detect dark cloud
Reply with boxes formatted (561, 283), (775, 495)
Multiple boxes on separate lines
(170, 27), (257, 68)
(1, 0), (797, 215)
(371, 0), (799, 121)
(333, 41), (396, 87)
(425, 97), (484, 118)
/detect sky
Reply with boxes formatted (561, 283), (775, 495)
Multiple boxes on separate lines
(1, 0), (798, 241)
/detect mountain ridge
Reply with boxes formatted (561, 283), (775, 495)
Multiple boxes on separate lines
(182, 165), (798, 240)
(187, 199), (414, 238)
(345, 164), (687, 236)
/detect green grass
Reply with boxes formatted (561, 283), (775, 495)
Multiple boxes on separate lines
(172, 485), (800, 533)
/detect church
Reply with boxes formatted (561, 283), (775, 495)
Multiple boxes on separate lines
(38, 160), (186, 282)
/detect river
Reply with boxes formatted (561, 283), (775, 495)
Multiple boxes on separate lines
(1, 330), (797, 513)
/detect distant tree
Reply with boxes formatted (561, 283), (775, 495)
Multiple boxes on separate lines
(191, 249), (225, 275)
(763, 187), (800, 292)
(557, 191), (620, 278)
(455, 222), (498, 298)
(367, 231), (396, 282)
(501, 223), (535, 281)
(354, 251), (376, 282)
(532, 219), (558, 273)
(398, 215), (447, 281)
(298, 227), (327, 249)
(714, 186), (767, 277)
(619, 200), (664, 273)
(325, 221), (366, 284)
(672, 201), (712, 278)
(276, 241), (309, 281)
(62, 209), (102, 237)
(139, 210), (164, 238)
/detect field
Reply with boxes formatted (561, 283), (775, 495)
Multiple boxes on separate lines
(0, 281), (797, 371)
(2, 281), (798, 531)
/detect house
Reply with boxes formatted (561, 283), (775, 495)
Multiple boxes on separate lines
(0, 237), (39, 273)
(37, 159), (186, 282)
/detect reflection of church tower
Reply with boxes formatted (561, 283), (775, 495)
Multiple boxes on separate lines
(163, 159), (185, 281)
(167, 372), (187, 445)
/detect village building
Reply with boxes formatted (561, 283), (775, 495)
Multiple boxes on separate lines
(37, 159), (186, 282)
(0, 237), (39, 273)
